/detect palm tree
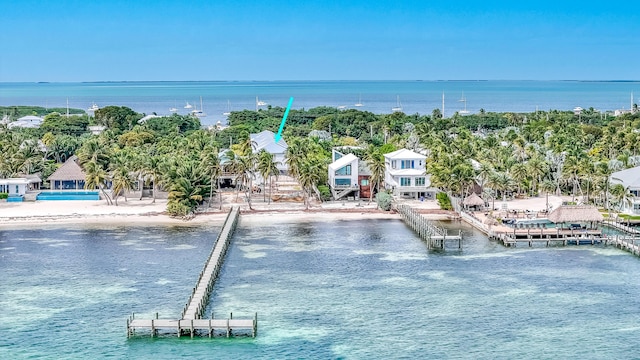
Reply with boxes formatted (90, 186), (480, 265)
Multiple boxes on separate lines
(111, 166), (135, 205)
(232, 154), (256, 209)
(609, 184), (633, 213)
(84, 160), (112, 205)
(509, 162), (528, 196)
(297, 157), (323, 209)
(256, 150), (279, 204)
(540, 179), (556, 212)
(365, 146), (386, 203)
(200, 145), (221, 210)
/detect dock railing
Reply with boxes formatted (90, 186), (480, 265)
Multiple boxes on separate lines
(396, 204), (462, 249)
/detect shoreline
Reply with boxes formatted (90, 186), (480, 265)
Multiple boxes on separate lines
(0, 197), (457, 229)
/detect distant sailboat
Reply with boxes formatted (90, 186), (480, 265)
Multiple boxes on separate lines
(190, 96), (207, 118)
(223, 100), (231, 116)
(169, 101), (178, 113)
(337, 105), (347, 110)
(354, 94), (364, 107)
(391, 96), (402, 112)
(184, 101), (193, 109)
(458, 92), (470, 115)
(256, 96), (267, 110)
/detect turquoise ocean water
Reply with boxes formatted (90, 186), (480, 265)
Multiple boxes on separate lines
(1, 81), (638, 126)
(1, 219), (640, 359)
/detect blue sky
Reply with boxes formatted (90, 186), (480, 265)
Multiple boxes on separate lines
(1, 0), (638, 82)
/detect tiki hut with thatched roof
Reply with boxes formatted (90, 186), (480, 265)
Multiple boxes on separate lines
(548, 205), (604, 229)
(463, 192), (485, 211)
(47, 155), (86, 190)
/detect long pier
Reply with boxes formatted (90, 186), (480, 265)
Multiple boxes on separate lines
(127, 206), (257, 338)
(397, 204), (462, 249)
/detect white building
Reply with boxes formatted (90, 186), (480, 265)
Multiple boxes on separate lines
(384, 148), (435, 200)
(7, 115), (43, 129)
(328, 152), (360, 200)
(611, 166), (640, 214)
(250, 130), (288, 175)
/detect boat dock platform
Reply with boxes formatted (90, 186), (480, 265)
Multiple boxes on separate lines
(397, 204), (462, 249)
(127, 206), (257, 338)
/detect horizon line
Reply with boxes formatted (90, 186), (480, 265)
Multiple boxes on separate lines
(2, 79), (640, 84)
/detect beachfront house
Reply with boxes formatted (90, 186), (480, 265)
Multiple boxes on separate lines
(610, 166), (640, 214)
(250, 130), (288, 175)
(47, 155), (87, 190)
(327, 149), (372, 200)
(384, 148), (435, 200)
(0, 176), (42, 202)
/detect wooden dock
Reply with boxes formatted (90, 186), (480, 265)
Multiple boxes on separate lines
(397, 204), (462, 249)
(606, 235), (640, 257)
(127, 206), (257, 338)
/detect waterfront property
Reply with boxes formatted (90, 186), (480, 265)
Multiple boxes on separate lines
(250, 130), (288, 175)
(0, 176), (42, 202)
(384, 148), (435, 200)
(47, 155), (87, 190)
(127, 207), (257, 338)
(327, 149), (371, 200)
(610, 166), (640, 214)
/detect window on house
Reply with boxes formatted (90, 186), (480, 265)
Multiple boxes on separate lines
(391, 160), (397, 169)
(335, 165), (351, 176)
(631, 190), (640, 197)
(401, 160), (414, 169)
(400, 177), (411, 186)
(335, 178), (351, 186)
(415, 177), (425, 186)
(361, 179), (369, 186)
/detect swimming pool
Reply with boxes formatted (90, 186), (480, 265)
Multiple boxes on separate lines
(36, 191), (100, 201)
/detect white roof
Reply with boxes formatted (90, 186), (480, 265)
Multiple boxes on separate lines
(329, 153), (358, 172)
(611, 166), (640, 188)
(250, 130), (288, 154)
(8, 115), (43, 129)
(0, 178), (31, 185)
(384, 148), (426, 160)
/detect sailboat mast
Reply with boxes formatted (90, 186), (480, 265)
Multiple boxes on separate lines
(442, 92), (445, 118)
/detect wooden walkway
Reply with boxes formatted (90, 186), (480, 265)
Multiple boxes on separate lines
(127, 206), (257, 338)
(397, 204), (462, 249)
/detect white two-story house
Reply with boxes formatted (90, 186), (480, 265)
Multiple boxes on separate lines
(328, 152), (361, 200)
(611, 166), (640, 214)
(250, 130), (289, 175)
(384, 148), (434, 200)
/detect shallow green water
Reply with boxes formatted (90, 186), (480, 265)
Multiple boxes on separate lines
(1, 220), (639, 359)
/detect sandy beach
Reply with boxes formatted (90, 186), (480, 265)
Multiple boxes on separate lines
(0, 194), (568, 229)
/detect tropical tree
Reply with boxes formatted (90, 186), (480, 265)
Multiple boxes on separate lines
(110, 166), (135, 205)
(84, 160), (112, 205)
(257, 150), (279, 204)
(365, 146), (386, 203)
(200, 145), (221, 210)
(540, 179), (556, 212)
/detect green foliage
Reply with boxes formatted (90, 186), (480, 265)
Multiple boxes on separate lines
(376, 192), (393, 211)
(167, 200), (193, 217)
(317, 185), (331, 201)
(436, 192), (452, 210)
(40, 113), (89, 136)
(143, 114), (202, 136)
(94, 106), (142, 132)
(0, 193), (8, 199)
